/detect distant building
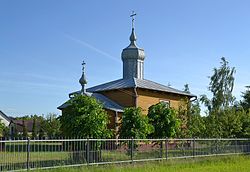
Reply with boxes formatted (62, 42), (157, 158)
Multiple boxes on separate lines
(58, 16), (196, 133)
(9, 119), (41, 137)
(0, 110), (11, 127)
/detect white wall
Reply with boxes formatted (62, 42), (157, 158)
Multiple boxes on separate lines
(0, 114), (10, 126)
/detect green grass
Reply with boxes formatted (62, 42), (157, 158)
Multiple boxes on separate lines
(35, 155), (250, 172)
(0, 152), (70, 163)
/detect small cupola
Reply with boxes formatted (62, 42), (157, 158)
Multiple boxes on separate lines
(79, 60), (87, 93)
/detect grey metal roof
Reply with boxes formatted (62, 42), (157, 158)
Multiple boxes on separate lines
(91, 93), (124, 112)
(58, 92), (124, 112)
(87, 78), (196, 97)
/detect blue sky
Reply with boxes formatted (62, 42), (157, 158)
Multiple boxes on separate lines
(1, 0), (250, 116)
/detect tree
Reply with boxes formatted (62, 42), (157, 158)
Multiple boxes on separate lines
(148, 103), (180, 138)
(177, 99), (190, 138)
(187, 100), (206, 138)
(0, 120), (7, 137)
(60, 94), (111, 138)
(22, 120), (28, 138)
(200, 57), (236, 137)
(183, 84), (190, 93)
(220, 107), (242, 138)
(238, 109), (250, 138)
(32, 118), (38, 138)
(120, 107), (153, 139)
(178, 84), (198, 138)
(241, 86), (250, 112)
(200, 57), (236, 112)
(41, 113), (61, 138)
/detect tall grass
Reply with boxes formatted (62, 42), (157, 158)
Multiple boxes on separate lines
(37, 155), (250, 172)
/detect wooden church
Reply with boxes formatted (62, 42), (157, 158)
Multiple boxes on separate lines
(58, 17), (196, 132)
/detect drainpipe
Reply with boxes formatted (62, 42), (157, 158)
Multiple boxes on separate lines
(134, 87), (138, 108)
(115, 111), (119, 138)
(190, 96), (198, 102)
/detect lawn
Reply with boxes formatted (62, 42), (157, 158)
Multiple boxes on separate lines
(0, 151), (70, 164)
(36, 155), (250, 172)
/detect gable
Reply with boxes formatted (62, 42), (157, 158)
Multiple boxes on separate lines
(0, 110), (11, 126)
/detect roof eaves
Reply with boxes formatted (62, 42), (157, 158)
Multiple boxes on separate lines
(0, 110), (11, 122)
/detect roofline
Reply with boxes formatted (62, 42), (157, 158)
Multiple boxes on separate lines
(57, 103), (123, 112)
(90, 87), (196, 98)
(87, 78), (196, 98)
(0, 110), (11, 122)
(137, 87), (197, 98)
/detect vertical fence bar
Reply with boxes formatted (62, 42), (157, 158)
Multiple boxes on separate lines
(192, 138), (195, 158)
(87, 138), (90, 165)
(160, 140), (163, 159)
(2, 138), (250, 171)
(165, 138), (168, 160)
(235, 138), (237, 154)
(130, 137), (134, 163)
(26, 137), (30, 171)
(248, 138), (250, 154)
(215, 139), (218, 155)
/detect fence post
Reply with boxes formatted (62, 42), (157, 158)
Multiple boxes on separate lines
(165, 137), (168, 160)
(160, 139), (163, 159)
(26, 137), (30, 171)
(235, 138), (237, 154)
(130, 137), (134, 163)
(192, 138), (195, 158)
(248, 138), (250, 154)
(87, 137), (90, 165)
(216, 138), (218, 155)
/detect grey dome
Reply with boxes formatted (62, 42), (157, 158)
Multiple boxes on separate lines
(121, 28), (145, 79)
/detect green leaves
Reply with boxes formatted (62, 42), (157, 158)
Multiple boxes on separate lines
(120, 107), (153, 139)
(241, 86), (250, 112)
(206, 57), (236, 111)
(41, 113), (61, 138)
(0, 119), (8, 137)
(60, 94), (112, 138)
(199, 57), (250, 138)
(148, 102), (180, 138)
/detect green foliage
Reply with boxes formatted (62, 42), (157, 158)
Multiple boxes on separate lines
(22, 120), (28, 138)
(0, 119), (7, 137)
(220, 108), (243, 138)
(60, 94), (111, 138)
(120, 107), (153, 138)
(187, 101), (206, 138)
(241, 86), (250, 112)
(148, 103), (180, 138)
(211, 108), (242, 138)
(235, 108), (250, 138)
(32, 118), (38, 138)
(200, 57), (238, 138)
(200, 57), (236, 112)
(183, 84), (190, 93)
(176, 99), (190, 138)
(41, 113), (61, 138)
(16, 114), (44, 121)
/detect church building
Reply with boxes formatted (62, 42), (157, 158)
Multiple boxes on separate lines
(58, 16), (196, 132)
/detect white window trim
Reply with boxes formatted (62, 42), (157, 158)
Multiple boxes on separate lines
(159, 99), (170, 107)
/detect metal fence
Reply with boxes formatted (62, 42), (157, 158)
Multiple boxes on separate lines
(0, 138), (250, 171)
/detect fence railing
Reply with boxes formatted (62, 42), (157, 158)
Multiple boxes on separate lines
(0, 138), (250, 171)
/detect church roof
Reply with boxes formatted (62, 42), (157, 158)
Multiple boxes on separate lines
(91, 93), (124, 112)
(58, 92), (124, 112)
(87, 78), (196, 97)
